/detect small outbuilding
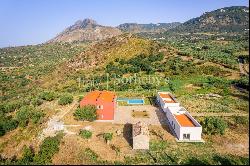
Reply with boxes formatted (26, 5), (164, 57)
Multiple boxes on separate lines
(132, 121), (149, 150)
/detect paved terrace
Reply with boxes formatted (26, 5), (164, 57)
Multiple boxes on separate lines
(114, 105), (167, 125)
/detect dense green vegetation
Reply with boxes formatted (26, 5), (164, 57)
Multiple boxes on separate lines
(0, 133), (64, 165)
(123, 140), (249, 165)
(33, 133), (64, 164)
(39, 91), (57, 101)
(171, 40), (248, 69)
(200, 117), (228, 135)
(74, 105), (97, 121)
(16, 106), (44, 128)
(58, 94), (74, 105)
(0, 114), (18, 136)
(79, 129), (92, 139)
(103, 133), (113, 143)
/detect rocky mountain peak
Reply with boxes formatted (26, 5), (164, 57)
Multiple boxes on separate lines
(70, 18), (99, 30)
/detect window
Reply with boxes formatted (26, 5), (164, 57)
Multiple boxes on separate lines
(174, 124), (175, 129)
(96, 105), (103, 109)
(183, 134), (190, 140)
(172, 121), (173, 126)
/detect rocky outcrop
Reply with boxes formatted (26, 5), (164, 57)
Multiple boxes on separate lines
(48, 18), (122, 43)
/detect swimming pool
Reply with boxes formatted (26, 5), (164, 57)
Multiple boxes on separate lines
(117, 98), (144, 105)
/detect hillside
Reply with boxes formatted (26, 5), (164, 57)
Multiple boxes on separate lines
(172, 6), (249, 33)
(0, 5), (249, 166)
(48, 18), (122, 43)
(0, 31), (249, 165)
(65, 33), (176, 70)
(117, 22), (181, 33)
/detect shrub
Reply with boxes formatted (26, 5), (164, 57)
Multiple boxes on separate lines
(17, 146), (35, 165)
(78, 95), (84, 102)
(84, 148), (99, 162)
(16, 106), (32, 127)
(1, 117), (18, 132)
(103, 133), (113, 143)
(79, 130), (92, 139)
(74, 105), (97, 121)
(58, 94), (73, 105)
(0, 125), (5, 136)
(201, 117), (227, 135)
(30, 97), (43, 106)
(30, 111), (45, 124)
(232, 76), (249, 90)
(33, 133), (63, 164)
(0, 114), (18, 136)
(2, 101), (22, 113)
(15, 106), (44, 128)
(233, 116), (249, 125)
(40, 91), (56, 101)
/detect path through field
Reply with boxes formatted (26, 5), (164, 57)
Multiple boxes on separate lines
(238, 58), (249, 76)
(38, 100), (79, 140)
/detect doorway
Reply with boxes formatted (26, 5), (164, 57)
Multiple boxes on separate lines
(183, 133), (190, 140)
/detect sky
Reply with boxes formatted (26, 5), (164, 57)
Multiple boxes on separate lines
(0, 0), (248, 48)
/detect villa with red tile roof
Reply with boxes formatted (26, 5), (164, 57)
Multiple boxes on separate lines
(80, 90), (116, 121)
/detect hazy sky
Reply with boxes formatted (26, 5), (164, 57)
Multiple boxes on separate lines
(0, 0), (248, 48)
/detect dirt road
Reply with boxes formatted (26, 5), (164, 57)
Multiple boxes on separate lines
(39, 100), (79, 140)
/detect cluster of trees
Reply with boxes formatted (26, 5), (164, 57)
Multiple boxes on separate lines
(0, 113), (18, 136)
(58, 94), (73, 105)
(0, 105), (44, 136)
(15, 106), (44, 127)
(165, 57), (196, 75)
(200, 117), (227, 135)
(0, 133), (64, 165)
(74, 105), (97, 121)
(232, 76), (249, 90)
(106, 53), (164, 75)
(39, 91), (57, 101)
(172, 40), (249, 69)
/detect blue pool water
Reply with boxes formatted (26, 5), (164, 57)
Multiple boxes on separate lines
(128, 99), (144, 104)
(117, 98), (144, 105)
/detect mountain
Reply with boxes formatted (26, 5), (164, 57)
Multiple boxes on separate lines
(117, 22), (181, 33)
(172, 6), (249, 33)
(48, 18), (122, 43)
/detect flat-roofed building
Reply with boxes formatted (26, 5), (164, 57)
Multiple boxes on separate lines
(157, 91), (202, 141)
(166, 106), (202, 141)
(157, 92), (180, 112)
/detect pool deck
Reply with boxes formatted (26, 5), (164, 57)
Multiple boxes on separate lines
(113, 105), (167, 125)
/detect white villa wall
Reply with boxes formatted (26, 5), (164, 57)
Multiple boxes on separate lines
(163, 103), (202, 141)
(180, 127), (202, 141)
(157, 91), (202, 141)
(166, 111), (181, 139)
(156, 92), (180, 111)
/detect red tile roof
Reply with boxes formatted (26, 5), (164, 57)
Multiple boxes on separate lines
(83, 90), (115, 102)
(174, 114), (195, 127)
(159, 93), (176, 103)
